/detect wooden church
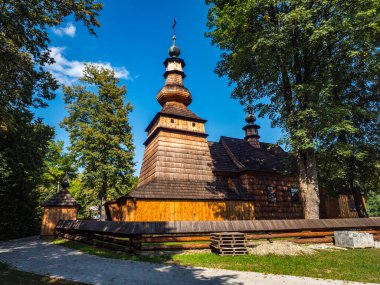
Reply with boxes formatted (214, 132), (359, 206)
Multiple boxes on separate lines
(105, 34), (359, 222)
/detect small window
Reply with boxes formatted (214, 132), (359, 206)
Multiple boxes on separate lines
(290, 187), (300, 203)
(170, 119), (175, 123)
(266, 185), (276, 203)
(192, 122), (196, 127)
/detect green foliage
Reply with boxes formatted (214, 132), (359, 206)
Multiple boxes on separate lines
(206, 0), (379, 151)
(367, 191), (380, 217)
(0, 0), (102, 239)
(34, 140), (77, 220)
(206, 0), (380, 213)
(0, 111), (53, 240)
(61, 64), (136, 208)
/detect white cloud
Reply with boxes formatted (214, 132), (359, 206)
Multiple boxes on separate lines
(52, 23), (76, 37)
(46, 46), (131, 85)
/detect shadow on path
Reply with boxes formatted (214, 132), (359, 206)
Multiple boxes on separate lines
(0, 237), (242, 285)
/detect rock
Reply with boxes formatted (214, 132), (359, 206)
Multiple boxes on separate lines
(334, 231), (374, 248)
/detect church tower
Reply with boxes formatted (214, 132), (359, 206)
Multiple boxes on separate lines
(137, 32), (214, 187)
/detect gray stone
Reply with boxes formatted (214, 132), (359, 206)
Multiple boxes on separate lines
(334, 231), (374, 248)
(374, 241), (380, 249)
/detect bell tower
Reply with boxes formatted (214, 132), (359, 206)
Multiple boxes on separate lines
(138, 28), (213, 186)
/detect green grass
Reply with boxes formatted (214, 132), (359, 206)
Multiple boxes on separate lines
(173, 249), (380, 283)
(0, 262), (86, 285)
(53, 239), (380, 283)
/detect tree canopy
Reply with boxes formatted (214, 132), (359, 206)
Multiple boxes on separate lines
(0, 0), (102, 239)
(61, 64), (136, 218)
(206, 0), (380, 218)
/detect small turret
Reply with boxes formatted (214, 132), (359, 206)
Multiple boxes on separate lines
(243, 113), (261, 147)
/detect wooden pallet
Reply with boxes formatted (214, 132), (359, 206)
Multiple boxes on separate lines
(210, 232), (248, 256)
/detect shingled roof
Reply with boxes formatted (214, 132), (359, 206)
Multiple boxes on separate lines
(145, 102), (206, 132)
(42, 188), (79, 207)
(209, 136), (295, 174)
(127, 177), (254, 201)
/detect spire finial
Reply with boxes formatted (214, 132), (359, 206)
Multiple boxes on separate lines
(169, 18), (180, 57)
(61, 173), (69, 189)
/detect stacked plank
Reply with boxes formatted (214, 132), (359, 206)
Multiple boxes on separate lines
(210, 232), (248, 256)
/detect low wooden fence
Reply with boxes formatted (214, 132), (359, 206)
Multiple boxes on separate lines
(56, 218), (380, 253)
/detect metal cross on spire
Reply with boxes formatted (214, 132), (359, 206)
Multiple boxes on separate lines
(172, 18), (177, 35)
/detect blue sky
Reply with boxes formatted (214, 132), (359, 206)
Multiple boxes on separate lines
(36, 0), (283, 175)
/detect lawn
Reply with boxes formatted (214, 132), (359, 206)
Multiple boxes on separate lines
(173, 249), (380, 283)
(0, 262), (86, 285)
(53, 239), (380, 283)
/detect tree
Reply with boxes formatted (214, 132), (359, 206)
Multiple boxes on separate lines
(0, 111), (53, 239)
(40, 140), (77, 190)
(61, 64), (136, 219)
(206, 0), (380, 219)
(35, 140), (77, 219)
(0, 0), (102, 239)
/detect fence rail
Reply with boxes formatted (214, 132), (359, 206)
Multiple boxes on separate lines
(56, 217), (380, 252)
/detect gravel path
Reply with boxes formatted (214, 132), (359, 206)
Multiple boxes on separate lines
(0, 237), (377, 285)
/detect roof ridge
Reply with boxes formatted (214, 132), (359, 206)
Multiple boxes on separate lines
(220, 137), (245, 170)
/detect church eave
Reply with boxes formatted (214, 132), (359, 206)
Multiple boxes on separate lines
(143, 126), (209, 146)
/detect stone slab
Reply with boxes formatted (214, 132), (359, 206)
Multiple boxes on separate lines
(334, 231), (374, 248)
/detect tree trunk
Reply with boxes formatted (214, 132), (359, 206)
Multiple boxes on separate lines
(298, 149), (320, 219)
(352, 187), (368, 218)
(100, 196), (106, 221)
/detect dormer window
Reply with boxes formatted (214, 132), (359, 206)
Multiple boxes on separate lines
(290, 187), (300, 203)
(266, 185), (276, 203)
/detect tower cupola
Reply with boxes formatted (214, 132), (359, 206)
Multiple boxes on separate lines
(243, 113), (261, 147)
(156, 24), (192, 107)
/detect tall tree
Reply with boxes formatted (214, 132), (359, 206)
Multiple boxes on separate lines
(61, 64), (136, 219)
(206, 0), (380, 219)
(36, 140), (77, 217)
(0, 0), (102, 239)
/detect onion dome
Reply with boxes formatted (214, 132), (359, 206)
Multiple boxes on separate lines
(243, 112), (261, 147)
(168, 35), (181, 57)
(245, 113), (256, 124)
(156, 30), (192, 107)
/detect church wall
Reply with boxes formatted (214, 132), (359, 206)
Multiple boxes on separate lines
(138, 135), (160, 186)
(108, 199), (255, 222)
(153, 131), (214, 181)
(240, 172), (304, 219)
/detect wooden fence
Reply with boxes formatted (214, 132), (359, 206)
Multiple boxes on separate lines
(56, 218), (380, 252)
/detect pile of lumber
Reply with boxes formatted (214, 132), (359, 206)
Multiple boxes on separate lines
(210, 232), (248, 256)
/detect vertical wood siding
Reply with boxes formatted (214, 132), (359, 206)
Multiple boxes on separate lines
(40, 207), (77, 236)
(108, 200), (255, 222)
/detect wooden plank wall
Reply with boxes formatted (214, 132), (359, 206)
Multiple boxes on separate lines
(40, 207), (77, 236)
(109, 199), (255, 222)
(241, 173), (304, 220)
(338, 194), (359, 218)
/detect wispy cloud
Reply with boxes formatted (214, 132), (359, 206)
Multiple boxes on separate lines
(52, 23), (76, 37)
(46, 46), (131, 85)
